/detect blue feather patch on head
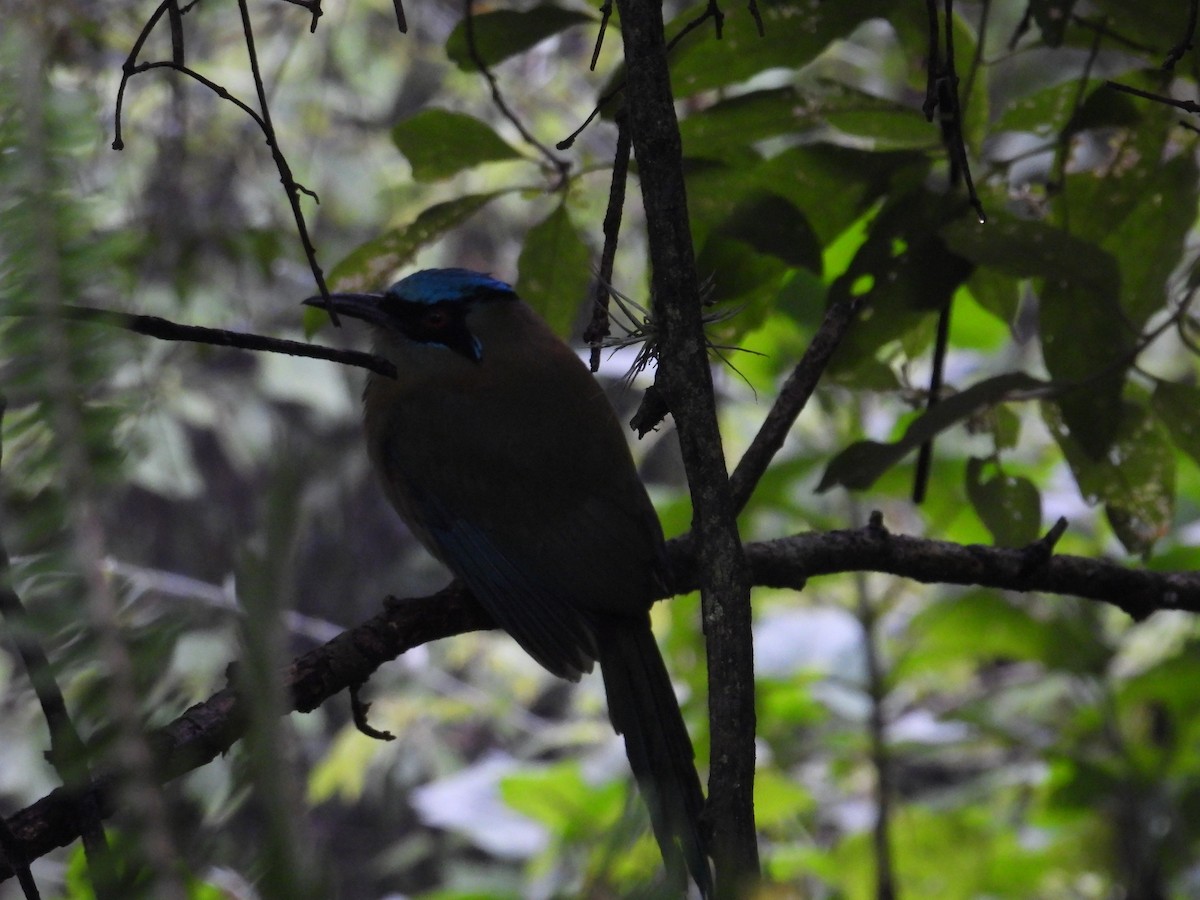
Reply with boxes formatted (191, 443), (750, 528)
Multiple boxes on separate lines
(388, 268), (515, 305)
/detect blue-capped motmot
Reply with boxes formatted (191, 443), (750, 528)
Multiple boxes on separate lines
(304, 269), (712, 895)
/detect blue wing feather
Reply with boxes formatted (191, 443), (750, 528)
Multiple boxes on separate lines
(415, 490), (599, 680)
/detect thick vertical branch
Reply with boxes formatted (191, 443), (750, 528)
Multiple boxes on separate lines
(610, 0), (759, 893)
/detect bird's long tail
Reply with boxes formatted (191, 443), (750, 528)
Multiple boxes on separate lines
(596, 616), (712, 897)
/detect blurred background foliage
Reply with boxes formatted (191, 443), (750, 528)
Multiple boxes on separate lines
(2, 0), (1200, 897)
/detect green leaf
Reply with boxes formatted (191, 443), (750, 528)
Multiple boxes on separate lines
(1087, 0), (1193, 52)
(817, 372), (1047, 492)
(965, 457), (1042, 546)
(1151, 380), (1200, 467)
(679, 86), (933, 161)
(1043, 401), (1175, 556)
(710, 192), (821, 273)
(1038, 278), (1132, 458)
(1056, 93), (1176, 246)
(992, 404), (1022, 450)
(754, 768), (814, 831)
(324, 192), (505, 299)
(694, 236), (790, 333)
(826, 189), (973, 377)
(994, 78), (1105, 135)
(516, 202), (591, 337)
(391, 109), (521, 182)
(680, 87), (816, 161)
(945, 214), (1134, 455)
(446, 5), (593, 70)
(1101, 151), (1199, 330)
(823, 105), (939, 150)
(965, 266), (1020, 325)
(499, 762), (622, 836)
(942, 215), (1118, 292)
(907, 592), (1060, 669)
(666, 0), (904, 98)
(902, 592), (1111, 678)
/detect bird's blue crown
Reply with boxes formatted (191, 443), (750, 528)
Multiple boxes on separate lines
(387, 268), (515, 305)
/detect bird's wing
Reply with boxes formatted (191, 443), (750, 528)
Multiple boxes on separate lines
(406, 484), (600, 681)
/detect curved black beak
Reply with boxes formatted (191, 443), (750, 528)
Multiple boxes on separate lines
(302, 292), (389, 326)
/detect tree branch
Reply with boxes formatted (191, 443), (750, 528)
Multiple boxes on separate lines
(3, 304), (396, 378)
(610, 0), (758, 892)
(0, 523), (1197, 879)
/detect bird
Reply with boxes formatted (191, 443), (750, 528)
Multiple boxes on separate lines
(304, 268), (712, 896)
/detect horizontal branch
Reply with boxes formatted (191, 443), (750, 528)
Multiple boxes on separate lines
(5, 304), (397, 379)
(2, 522), (1194, 878)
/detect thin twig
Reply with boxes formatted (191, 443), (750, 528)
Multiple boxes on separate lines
(912, 297), (953, 504)
(746, 0), (764, 37)
(1071, 15), (1157, 53)
(464, 0), (570, 185)
(590, 0), (613, 70)
(912, 0), (984, 505)
(561, 0), (728, 150)
(1163, 0), (1198, 69)
(166, 0), (184, 64)
(960, 0), (990, 134)
(113, 0), (176, 150)
(1007, 2), (1032, 50)
(558, 84), (624, 150)
(113, 0), (337, 322)
(922, 0), (940, 119)
(585, 112), (631, 371)
(391, 0), (407, 33)
(3, 304), (397, 378)
(941, 0), (984, 221)
(728, 289), (867, 513)
(235, 0), (335, 317)
(1105, 79), (1200, 114)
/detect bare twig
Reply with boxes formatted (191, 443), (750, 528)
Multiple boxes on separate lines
(166, 0), (184, 63)
(464, 0), (570, 186)
(1105, 79), (1200, 114)
(561, 0), (730, 150)
(277, 0), (323, 31)
(3, 304), (397, 378)
(913, 0), (984, 505)
(728, 289), (867, 512)
(584, 113), (632, 371)
(922, 0), (940, 118)
(1071, 15), (1157, 53)
(746, 0), (764, 37)
(590, 0), (613, 70)
(912, 296), (953, 504)
(113, 0), (337, 322)
(1163, 0), (1198, 69)
(235, 0), (334, 315)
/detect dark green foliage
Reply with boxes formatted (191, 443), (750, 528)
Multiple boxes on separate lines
(6, 0), (1200, 896)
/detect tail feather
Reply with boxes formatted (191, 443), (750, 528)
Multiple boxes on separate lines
(596, 617), (712, 897)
